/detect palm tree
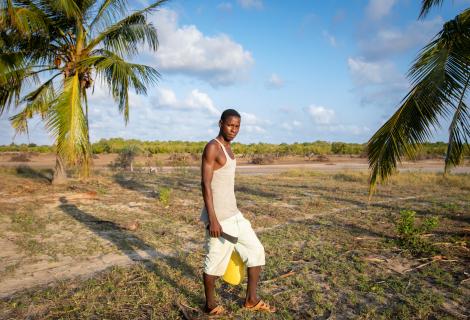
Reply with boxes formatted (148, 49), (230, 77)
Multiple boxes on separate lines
(367, 0), (470, 194)
(0, 0), (164, 183)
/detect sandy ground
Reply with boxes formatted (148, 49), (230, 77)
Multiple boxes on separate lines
(0, 152), (468, 300)
(0, 191), (429, 299)
(1, 152), (469, 174)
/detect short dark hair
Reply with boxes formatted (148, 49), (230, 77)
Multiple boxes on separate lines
(220, 109), (241, 122)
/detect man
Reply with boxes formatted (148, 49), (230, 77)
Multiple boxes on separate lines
(200, 109), (276, 315)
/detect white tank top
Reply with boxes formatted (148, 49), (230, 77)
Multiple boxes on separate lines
(200, 139), (239, 223)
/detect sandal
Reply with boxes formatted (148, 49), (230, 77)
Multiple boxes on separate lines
(244, 300), (276, 313)
(206, 305), (226, 316)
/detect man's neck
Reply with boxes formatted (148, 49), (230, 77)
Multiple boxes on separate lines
(216, 135), (230, 146)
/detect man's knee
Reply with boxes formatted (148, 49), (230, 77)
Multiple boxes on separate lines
(246, 243), (265, 267)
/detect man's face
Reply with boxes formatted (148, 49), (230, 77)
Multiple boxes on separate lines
(219, 116), (241, 141)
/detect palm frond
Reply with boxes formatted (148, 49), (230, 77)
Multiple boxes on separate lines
(9, 77), (56, 134)
(49, 0), (82, 19)
(0, 2), (48, 35)
(84, 0), (166, 56)
(0, 60), (37, 114)
(445, 73), (470, 172)
(46, 73), (90, 168)
(368, 9), (470, 195)
(21, 74), (57, 106)
(82, 50), (159, 123)
(89, 0), (127, 32)
(419, 0), (444, 18)
(368, 87), (448, 194)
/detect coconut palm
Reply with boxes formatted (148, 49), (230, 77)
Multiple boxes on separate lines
(0, 0), (164, 183)
(367, 1), (470, 194)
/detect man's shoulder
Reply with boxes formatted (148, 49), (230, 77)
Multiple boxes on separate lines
(204, 139), (218, 149)
(203, 140), (220, 157)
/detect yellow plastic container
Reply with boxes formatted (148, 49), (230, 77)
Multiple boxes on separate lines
(222, 250), (246, 285)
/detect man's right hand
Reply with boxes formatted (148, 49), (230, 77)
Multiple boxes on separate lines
(208, 220), (223, 238)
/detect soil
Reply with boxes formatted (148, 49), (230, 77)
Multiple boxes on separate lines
(1, 152), (469, 174)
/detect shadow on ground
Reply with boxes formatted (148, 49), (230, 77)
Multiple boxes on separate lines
(16, 165), (53, 183)
(57, 196), (203, 314)
(113, 171), (200, 197)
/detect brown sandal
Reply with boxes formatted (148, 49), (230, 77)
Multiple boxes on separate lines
(207, 305), (226, 316)
(244, 300), (276, 313)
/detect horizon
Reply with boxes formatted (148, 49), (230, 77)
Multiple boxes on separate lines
(1, 0), (469, 145)
(0, 138), (452, 148)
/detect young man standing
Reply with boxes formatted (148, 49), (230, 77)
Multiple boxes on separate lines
(200, 109), (276, 315)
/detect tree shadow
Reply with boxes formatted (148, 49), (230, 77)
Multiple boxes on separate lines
(319, 194), (368, 208)
(57, 196), (203, 308)
(15, 165), (53, 183)
(113, 172), (200, 197)
(113, 173), (157, 198)
(235, 185), (280, 199)
(372, 202), (470, 224)
(303, 215), (395, 241)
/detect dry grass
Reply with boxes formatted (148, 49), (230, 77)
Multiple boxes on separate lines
(0, 167), (469, 319)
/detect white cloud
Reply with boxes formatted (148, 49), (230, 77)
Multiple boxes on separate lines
(217, 2), (233, 11)
(157, 88), (178, 107)
(185, 90), (220, 115)
(240, 111), (268, 133)
(324, 124), (370, 135)
(281, 120), (302, 131)
(347, 57), (407, 107)
(147, 9), (254, 86)
(347, 57), (403, 86)
(366, 0), (396, 20)
(155, 88), (220, 116)
(322, 30), (337, 47)
(245, 125), (266, 133)
(266, 73), (284, 89)
(302, 105), (370, 137)
(359, 16), (443, 60)
(237, 0), (263, 10)
(307, 105), (335, 125)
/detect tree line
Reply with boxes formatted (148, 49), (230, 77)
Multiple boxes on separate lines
(1, 139), (466, 158)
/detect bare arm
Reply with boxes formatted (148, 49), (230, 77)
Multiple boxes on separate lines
(201, 142), (223, 237)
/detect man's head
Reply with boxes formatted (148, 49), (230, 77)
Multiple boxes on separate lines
(219, 109), (241, 142)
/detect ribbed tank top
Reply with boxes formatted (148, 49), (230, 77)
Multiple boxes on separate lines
(200, 139), (239, 223)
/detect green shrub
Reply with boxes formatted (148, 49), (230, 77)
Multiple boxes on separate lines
(395, 210), (439, 256)
(251, 155), (274, 165)
(112, 145), (141, 171)
(9, 153), (31, 162)
(158, 187), (171, 206)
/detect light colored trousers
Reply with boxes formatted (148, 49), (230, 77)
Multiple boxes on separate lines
(204, 212), (265, 276)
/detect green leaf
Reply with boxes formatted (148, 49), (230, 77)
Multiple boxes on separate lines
(46, 74), (90, 168)
(84, 0), (166, 56)
(82, 50), (159, 123)
(89, 0), (128, 32)
(419, 0), (444, 19)
(9, 75), (58, 134)
(368, 9), (470, 195)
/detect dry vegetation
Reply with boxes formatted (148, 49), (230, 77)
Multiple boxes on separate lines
(0, 166), (469, 319)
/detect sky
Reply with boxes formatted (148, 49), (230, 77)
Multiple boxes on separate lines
(1, 0), (469, 145)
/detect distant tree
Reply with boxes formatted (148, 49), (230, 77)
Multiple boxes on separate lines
(115, 144), (141, 172)
(0, 0), (164, 183)
(367, 1), (470, 194)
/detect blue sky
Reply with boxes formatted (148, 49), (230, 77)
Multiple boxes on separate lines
(1, 0), (469, 145)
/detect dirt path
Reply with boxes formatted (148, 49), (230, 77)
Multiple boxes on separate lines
(237, 162), (470, 175)
(0, 250), (169, 299)
(2, 153), (469, 174)
(0, 192), (433, 299)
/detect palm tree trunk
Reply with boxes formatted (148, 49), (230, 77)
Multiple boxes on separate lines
(52, 155), (67, 184)
(84, 89), (92, 178)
